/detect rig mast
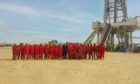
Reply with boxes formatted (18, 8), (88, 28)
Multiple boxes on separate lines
(85, 0), (140, 51)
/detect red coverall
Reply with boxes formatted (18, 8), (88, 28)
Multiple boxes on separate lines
(24, 44), (29, 60)
(86, 45), (91, 59)
(76, 48), (82, 59)
(35, 45), (39, 59)
(29, 45), (32, 59)
(81, 46), (86, 59)
(92, 44), (97, 59)
(20, 44), (24, 60)
(54, 46), (59, 59)
(68, 45), (73, 59)
(12, 44), (17, 60)
(31, 45), (35, 59)
(39, 44), (44, 59)
(44, 44), (49, 59)
(97, 45), (102, 59)
(89, 45), (93, 59)
(16, 45), (20, 60)
(100, 44), (105, 59)
(49, 45), (54, 59)
(85, 46), (88, 59)
(58, 45), (63, 59)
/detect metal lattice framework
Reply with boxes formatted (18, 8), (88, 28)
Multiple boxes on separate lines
(85, 0), (140, 51)
(104, 0), (128, 23)
(104, 0), (129, 50)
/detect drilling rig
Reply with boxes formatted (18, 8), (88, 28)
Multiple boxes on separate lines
(85, 0), (140, 51)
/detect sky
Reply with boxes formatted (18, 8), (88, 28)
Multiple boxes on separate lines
(0, 0), (140, 43)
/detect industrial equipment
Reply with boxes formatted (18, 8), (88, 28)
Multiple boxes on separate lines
(85, 0), (140, 51)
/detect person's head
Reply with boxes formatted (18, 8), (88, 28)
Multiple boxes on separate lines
(25, 43), (28, 45)
(20, 43), (23, 45)
(101, 43), (104, 46)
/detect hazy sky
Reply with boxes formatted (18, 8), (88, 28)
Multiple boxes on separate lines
(0, 0), (140, 43)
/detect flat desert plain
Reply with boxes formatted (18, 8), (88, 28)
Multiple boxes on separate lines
(0, 47), (140, 84)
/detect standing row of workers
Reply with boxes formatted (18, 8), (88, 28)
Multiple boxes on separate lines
(12, 43), (105, 60)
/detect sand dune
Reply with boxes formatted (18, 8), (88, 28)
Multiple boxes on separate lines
(0, 47), (140, 84)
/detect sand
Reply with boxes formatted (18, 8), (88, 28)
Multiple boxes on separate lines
(0, 47), (140, 84)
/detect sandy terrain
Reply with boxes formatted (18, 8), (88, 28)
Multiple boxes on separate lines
(0, 47), (140, 84)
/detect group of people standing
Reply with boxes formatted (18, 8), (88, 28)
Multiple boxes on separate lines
(12, 43), (105, 60)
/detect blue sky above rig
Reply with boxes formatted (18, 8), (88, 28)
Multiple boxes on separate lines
(0, 0), (140, 43)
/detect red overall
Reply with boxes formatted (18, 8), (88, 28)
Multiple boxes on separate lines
(68, 45), (72, 59)
(92, 44), (97, 59)
(76, 48), (82, 59)
(97, 45), (102, 59)
(100, 44), (105, 59)
(24, 44), (29, 60)
(12, 44), (17, 60)
(35, 45), (39, 59)
(16, 45), (20, 60)
(29, 45), (32, 59)
(20, 44), (24, 60)
(44, 45), (49, 59)
(49, 45), (54, 59)
(39, 44), (44, 59)
(31, 45), (35, 59)
(58, 45), (63, 59)
(80, 46), (85, 59)
(54, 46), (59, 59)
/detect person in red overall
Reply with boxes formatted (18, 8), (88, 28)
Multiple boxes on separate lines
(76, 46), (82, 59)
(73, 44), (77, 59)
(92, 43), (97, 59)
(96, 44), (100, 59)
(29, 45), (32, 59)
(44, 44), (49, 59)
(58, 44), (63, 59)
(34, 45), (39, 60)
(16, 45), (20, 60)
(30, 45), (35, 59)
(97, 44), (102, 59)
(74, 44), (78, 59)
(84, 45), (88, 59)
(88, 44), (93, 59)
(80, 45), (86, 59)
(39, 44), (44, 59)
(86, 44), (90, 59)
(20, 43), (24, 60)
(100, 44), (105, 59)
(67, 44), (71, 59)
(12, 44), (17, 60)
(72, 45), (76, 59)
(53, 45), (56, 59)
(54, 45), (59, 59)
(27, 44), (30, 60)
(83, 45), (87, 59)
(76, 44), (80, 59)
(49, 44), (54, 59)
(24, 43), (29, 60)
(23, 44), (26, 60)
(71, 46), (75, 59)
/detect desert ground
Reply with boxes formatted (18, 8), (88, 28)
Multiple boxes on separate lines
(0, 47), (140, 84)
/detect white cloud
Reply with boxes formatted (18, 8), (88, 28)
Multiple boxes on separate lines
(0, 3), (39, 16)
(0, 3), (89, 24)
(0, 2), (96, 43)
(49, 15), (82, 24)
